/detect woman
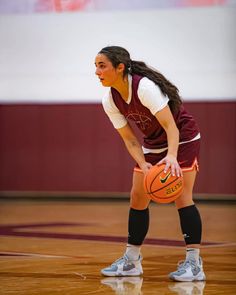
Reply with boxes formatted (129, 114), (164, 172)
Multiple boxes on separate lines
(95, 46), (206, 282)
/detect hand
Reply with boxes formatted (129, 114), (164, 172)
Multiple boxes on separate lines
(139, 162), (153, 175)
(158, 154), (183, 177)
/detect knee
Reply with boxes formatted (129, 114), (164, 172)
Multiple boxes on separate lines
(175, 192), (194, 209)
(130, 188), (150, 210)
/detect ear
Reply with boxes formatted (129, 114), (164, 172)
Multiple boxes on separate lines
(117, 63), (125, 73)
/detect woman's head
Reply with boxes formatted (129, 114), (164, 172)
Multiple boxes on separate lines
(99, 46), (132, 77)
(95, 46), (131, 87)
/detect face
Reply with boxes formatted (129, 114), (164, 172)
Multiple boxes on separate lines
(95, 53), (123, 87)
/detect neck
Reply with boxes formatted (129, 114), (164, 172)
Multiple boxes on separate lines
(112, 75), (129, 101)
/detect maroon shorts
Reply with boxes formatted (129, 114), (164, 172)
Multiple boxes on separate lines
(135, 139), (200, 173)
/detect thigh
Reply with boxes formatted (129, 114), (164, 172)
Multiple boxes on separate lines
(130, 170), (151, 210)
(175, 169), (197, 209)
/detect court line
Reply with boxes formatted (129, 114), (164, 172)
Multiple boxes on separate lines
(0, 222), (233, 248)
(0, 251), (93, 259)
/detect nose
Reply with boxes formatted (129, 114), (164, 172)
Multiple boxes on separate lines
(95, 68), (100, 76)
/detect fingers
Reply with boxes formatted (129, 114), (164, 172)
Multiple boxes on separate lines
(157, 157), (183, 177)
(166, 164), (182, 177)
(163, 162), (177, 176)
(140, 162), (153, 175)
(164, 162), (170, 174)
(170, 162), (182, 177)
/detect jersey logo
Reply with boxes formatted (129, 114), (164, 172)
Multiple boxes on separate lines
(126, 112), (152, 130)
(160, 171), (171, 183)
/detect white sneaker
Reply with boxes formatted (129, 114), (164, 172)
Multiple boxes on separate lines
(169, 257), (206, 282)
(168, 281), (206, 295)
(101, 254), (143, 277)
(101, 277), (143, 295)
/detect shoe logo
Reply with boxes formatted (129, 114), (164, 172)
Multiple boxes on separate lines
(160, 171), (171, 183)
(123, 263), (135, 271)
(192, 266), (201, 276)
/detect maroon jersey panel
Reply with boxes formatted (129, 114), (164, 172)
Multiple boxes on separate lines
(111, 75), (199, 149)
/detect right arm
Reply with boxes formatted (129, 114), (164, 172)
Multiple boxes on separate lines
(117, 123), (152, 174)
(102, 92), (151, 174)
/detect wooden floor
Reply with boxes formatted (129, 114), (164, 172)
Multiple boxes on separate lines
(0, 199), (235, 294)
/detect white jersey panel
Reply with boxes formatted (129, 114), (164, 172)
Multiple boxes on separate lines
(138, 77), (169, 115)
(102, 90), (128, 129)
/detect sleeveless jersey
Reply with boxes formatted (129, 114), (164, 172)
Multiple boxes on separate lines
(111, 74), (199, 149)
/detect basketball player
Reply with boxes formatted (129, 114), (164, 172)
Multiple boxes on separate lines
(95, 46), (206, 282)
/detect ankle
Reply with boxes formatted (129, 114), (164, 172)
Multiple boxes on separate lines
(186, 248), (200, 262)
(125, 244), (141, 260)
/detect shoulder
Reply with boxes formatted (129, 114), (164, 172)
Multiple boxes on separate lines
(102, 90), (110, 107)
(102, 90), (119, 114)
(137, 77), (169, 115)
(138, 77), (163, 97)
(101, 89), (127, 129)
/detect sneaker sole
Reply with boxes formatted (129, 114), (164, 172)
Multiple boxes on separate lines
(169, 272), (206, 282)
(101, 269), (143, 277)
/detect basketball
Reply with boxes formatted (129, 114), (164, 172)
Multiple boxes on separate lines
(144, 164), (184, 204)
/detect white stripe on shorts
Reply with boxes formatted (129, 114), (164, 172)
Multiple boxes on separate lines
(142, 133), (201, 154)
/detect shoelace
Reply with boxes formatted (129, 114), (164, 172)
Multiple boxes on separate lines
(111, 255), (129, 266)
(111, 254), (141, 267)
(177, 259), (196, 271)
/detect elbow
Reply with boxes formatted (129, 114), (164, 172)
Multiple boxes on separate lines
(125, 138), (139, 150)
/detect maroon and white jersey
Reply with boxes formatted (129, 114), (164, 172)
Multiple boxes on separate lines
(102, 74), (200, 151)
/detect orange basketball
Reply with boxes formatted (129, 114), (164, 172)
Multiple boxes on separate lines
(144, 164), (184, 204)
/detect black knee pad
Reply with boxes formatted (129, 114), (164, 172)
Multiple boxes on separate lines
(178, 204), (202, 245)
(128, 207), (149, 245)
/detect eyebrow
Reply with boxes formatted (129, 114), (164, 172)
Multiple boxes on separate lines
(95, 61), (105, 66)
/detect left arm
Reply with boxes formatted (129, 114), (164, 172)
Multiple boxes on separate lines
(155, 105), (182, 177)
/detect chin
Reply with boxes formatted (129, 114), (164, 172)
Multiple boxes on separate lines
(101, 81), (110, 87)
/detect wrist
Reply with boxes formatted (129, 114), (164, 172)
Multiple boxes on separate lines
(139, 161), (147, 170)
(167, 152), (177, 158)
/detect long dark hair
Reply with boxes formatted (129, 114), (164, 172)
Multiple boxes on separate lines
(99, 46), (182, 113)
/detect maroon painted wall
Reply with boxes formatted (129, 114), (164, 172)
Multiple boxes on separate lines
(0, 102), (235, 195)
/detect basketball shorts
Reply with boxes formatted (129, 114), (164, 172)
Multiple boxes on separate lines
(135, 139), (200, 173)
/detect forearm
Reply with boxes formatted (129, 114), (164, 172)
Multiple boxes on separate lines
(123, 137), (146, 168)
(165, 123), (179, 158)
(117, 123), (152, 173)
(155, 106), (179, 158)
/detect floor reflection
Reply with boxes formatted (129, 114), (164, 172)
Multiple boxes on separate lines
(101, 276), (206, 295)
(168, 281), (206, 295)
(101, 277), (143, 295)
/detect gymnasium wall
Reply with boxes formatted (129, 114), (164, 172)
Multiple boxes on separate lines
(0, 3), (235, 196)
(0, 102), (235, 196)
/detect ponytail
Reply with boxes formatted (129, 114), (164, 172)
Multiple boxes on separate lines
(130, 60), (182, 113)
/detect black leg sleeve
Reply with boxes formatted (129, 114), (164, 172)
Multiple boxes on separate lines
(178, 204), (202, 245)
(128, 207), (149, 246)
